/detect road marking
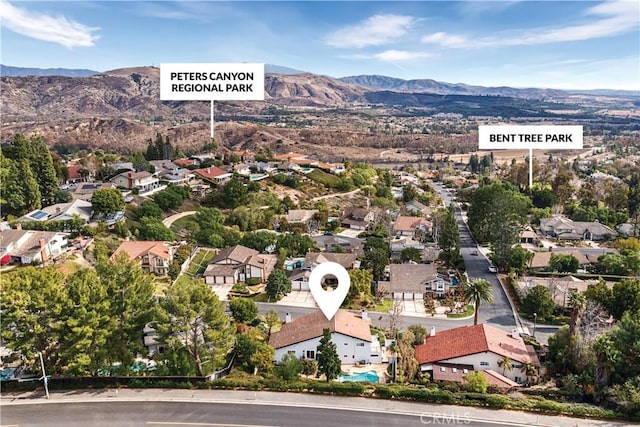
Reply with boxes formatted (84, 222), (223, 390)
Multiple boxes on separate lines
(147, 423), (275, 427)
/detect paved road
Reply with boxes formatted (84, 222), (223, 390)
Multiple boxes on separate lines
(162, 211), (197, 227)
(2, 389), (622, 427)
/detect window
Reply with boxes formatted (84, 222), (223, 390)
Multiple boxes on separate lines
(515, 376), (522, 383)
(356, 343), (365, 347)
(370, 354), (379, 357)
(513, 364), (522, 369)
(287, 350), (295, 355)
(344, 342), (349, 345)
(305, 350), (315, 359)
(480, 361), (489, 366)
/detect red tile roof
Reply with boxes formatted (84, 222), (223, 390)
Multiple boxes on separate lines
(415, 324), (535, 365)
(66, 164), (84, 181)
(174, 158), (196, 167)
(193, 166), (230, 180)
(269, 310), (371, 349)
(112, 241), (172, 261)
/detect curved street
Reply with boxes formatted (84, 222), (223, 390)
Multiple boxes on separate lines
(1, 389), (623, 427)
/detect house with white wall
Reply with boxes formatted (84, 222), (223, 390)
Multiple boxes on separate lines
(415, 324), (539, 384)
(269, 310), (382, 366)
(203, 245), (276, 285)
(0, 229), (69, 265)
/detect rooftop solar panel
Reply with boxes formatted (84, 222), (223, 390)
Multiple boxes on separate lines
(31, 211), (48, 220)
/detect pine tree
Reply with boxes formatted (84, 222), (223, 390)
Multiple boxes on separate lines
(316, 328), (341, 382)
(31, 136), (59, 206)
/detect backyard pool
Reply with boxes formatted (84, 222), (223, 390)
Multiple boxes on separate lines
(338, 370), (380, 383)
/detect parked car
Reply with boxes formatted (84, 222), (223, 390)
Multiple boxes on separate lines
(488, 265), (498, 273)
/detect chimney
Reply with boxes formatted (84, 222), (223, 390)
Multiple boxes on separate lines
(361, 309), (368, 321)
(285, 312), (291, 324)
(511, 329), (520, 339)
(39, 239), (48, 262)
(430, 326), (436, 337)
(16, 223), (22, 230)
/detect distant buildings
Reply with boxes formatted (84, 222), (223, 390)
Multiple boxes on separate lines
(539, 216), (617, 241)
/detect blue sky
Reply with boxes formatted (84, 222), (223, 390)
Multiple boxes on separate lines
(1, 1), (638, 90)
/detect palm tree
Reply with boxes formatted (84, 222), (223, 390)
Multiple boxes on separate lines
(498, 356), (513, 377)
(520, 361), (539, 385)
(568, 291), (586, 337)
(464, 278), (494, 325)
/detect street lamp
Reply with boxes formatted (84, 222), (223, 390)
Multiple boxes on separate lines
(533, 313), (537, 340)
(38, 352), (50, 400)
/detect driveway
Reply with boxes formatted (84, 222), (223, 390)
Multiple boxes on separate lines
(399, 300), (426, 317)
(210, 283), (233, 301)
(279, 291), (318, 308)
(162, 210), (197, 227)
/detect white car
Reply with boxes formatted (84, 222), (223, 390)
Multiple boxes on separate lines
(488, 265), (498, 273)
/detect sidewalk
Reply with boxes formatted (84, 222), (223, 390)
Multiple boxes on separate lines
(1, 388), (630, 427)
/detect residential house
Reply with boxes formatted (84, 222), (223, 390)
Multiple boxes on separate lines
(283, 209), (318, 228)
(65, 164), (90, 184)
(311, 235), (364, 256)
(539, 216), (618, 241)
(431, 363), (519, 391)
(192, 166), (232, 183)
(340, 208), (375, 230)
(516, 275), (603, 308)
(72, 182), (116, 201)
(203, 245), (276, 285)
(112, 171), (162, 194)
(112, 241), (174, 275)
(174, 158), (198, 168)
(232, 150), (255, 162)
(290, 252), (358, 291)
(393, 216), (431, 240)
(18, 199), (93, 224)
(390, 237), (425, 254)
(0, 229), (69, 265)
(380, 263), (448, 300)
(519, 228), (538, 245)
(415, 324), (539, 384)
(269, 310), (383, 365)
(406, 200), (432, 217)
(527, 249), (596, 270)
(150, 160), (192, 185)
(107, 162), (135, 172)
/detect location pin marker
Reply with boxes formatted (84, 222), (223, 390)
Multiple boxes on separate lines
(308, 261), (351, 321)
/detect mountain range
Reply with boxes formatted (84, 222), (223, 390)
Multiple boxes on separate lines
(4, 64), (637, 97)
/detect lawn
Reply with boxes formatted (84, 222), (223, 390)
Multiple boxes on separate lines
(307, 169), (340, 188)
(186, 248), (216, 276)
(153, 276), (173, 294)
(447, 304), (475, 318)
(371, 299), (393, 313)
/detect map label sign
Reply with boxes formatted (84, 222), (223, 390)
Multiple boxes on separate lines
(160, 63), (264, 101)
(478, 125), (583, 150)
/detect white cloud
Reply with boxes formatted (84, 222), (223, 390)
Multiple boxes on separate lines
(422, 0), (639, 48)
(0, 1), (99, 48)
(342, 50), (431, 62)
(325, 14), (416, 48)
(420, 32), (467, 48)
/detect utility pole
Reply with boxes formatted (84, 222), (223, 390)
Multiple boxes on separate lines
(38, 352), (50, 399)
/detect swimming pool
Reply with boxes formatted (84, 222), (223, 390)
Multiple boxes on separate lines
(338, 370), (380, 383)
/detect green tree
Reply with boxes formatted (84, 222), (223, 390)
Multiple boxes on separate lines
(408, 325), (427, 346)
(31, 136), (59, 206)
(550, 253), (580, 273)
(347, 268), (373, 302)
(463, 371), (488, 393)
(98, 252), (156, 370)
(521, 285), (555, 321)
(506, 245), (534, 275)
(609, 279), (640, 321)
(136, 200), (163, 220)
(432, 207), (459, 255)
(263, 309), (281, 341)
(91, 188), (125, 215)
(229, 298), (259, 324)
(221, 177), (248, 209)
(139, 217), (176, 241)
(316, 328), (341, 382)
(5, 158), (41, 215)
(0, 266), (65, 372)
(55, 190), (73, 204)
(276, 233), (316, 257)
(158, 278), (234, 376)
(402, 185), (418, 202)
(585, 279), (613, 311)
(396, 330), (418, 383)
(265, 269), (291, 301)
(301, 358), (318, 376)
(467, 181), (531, 271)
(154, 185), (189, 211)
(240, 231), (278, 253)
(250, 342), (275, 375)
(58, 268), (113, 376)
(362, 236), (389, 282)
(276, 353), (303, 381)
(464, 278), (494, 325)
(194, 208), (227, 247)
(568, 291), (586, 337)
(400, 247), (422, 263)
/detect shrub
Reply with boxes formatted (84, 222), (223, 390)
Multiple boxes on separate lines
(301, 359), (317, 376)
(245, 278), (261, 285)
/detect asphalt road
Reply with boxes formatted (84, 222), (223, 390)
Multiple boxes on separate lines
(0, 400), (536, 427)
